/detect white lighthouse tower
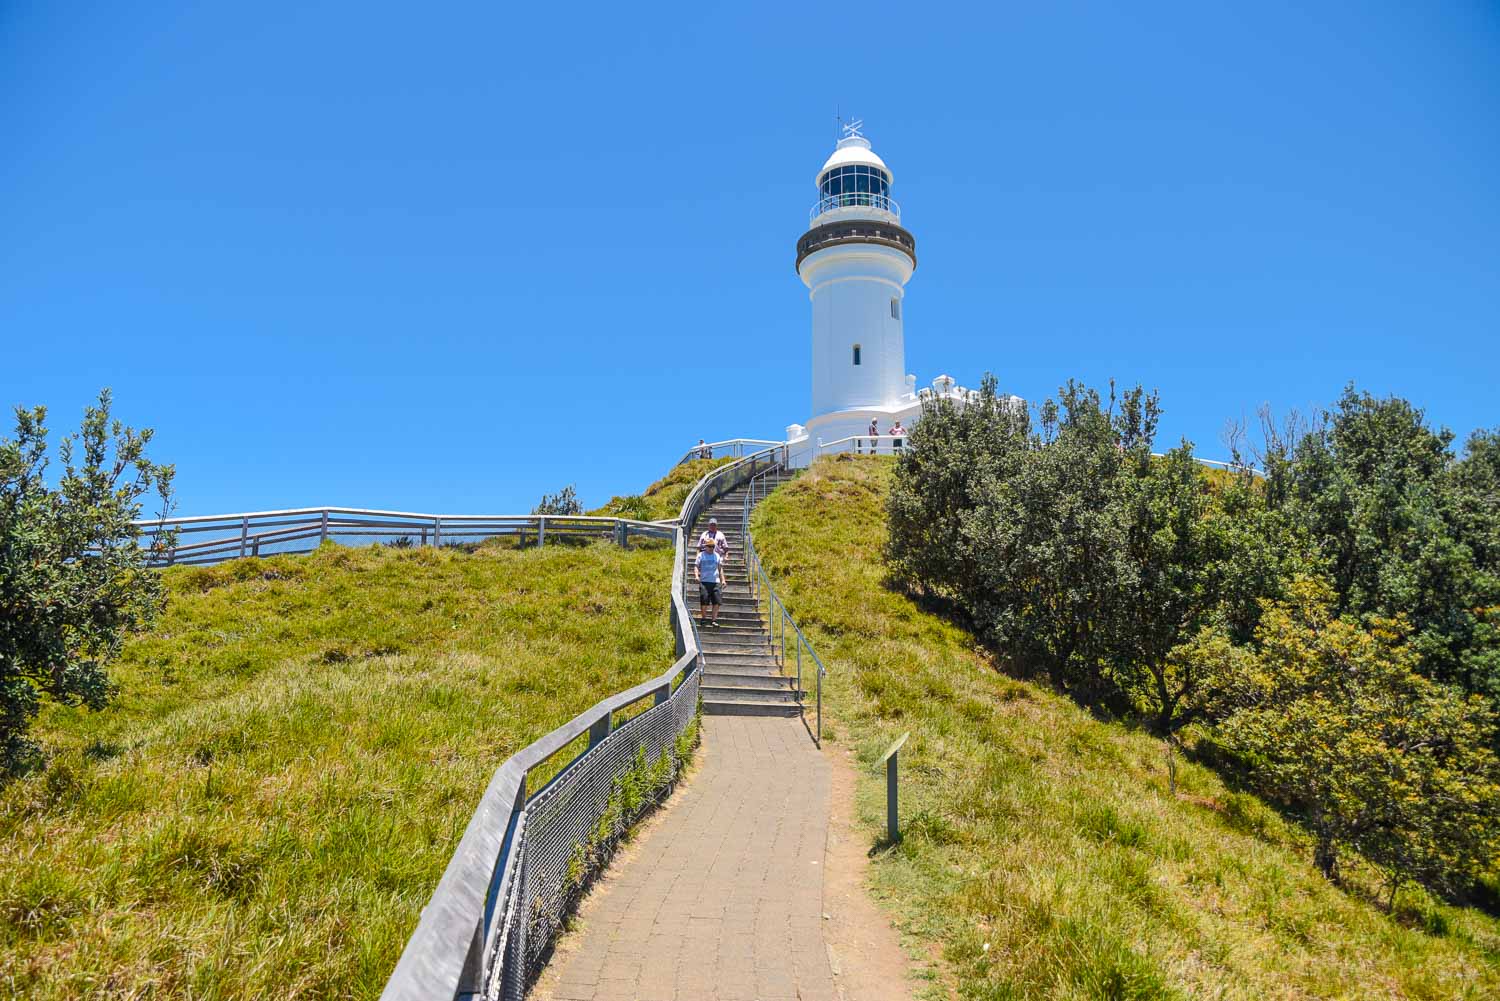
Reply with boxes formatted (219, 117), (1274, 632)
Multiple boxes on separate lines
(789, 123), (922, 456)
(781, 124), (1016, 465)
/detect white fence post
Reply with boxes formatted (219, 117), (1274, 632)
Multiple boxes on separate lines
(320, 510), (329, 544)
(239, 516), (248, 558)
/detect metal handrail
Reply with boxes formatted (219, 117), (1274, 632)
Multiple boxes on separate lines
(809, 434), (909, 458)
(809, 192), (901, 223)
(673, 438), (785, 467)
(741, 465), (828, 747)
(803, 434), (1257, 475)
(130, 508), (674, 567)
(135, 505), (658, 527)
(381, 446), (784, 1001)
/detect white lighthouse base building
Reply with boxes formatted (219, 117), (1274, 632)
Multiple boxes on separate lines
(784, 375), (1003, 467)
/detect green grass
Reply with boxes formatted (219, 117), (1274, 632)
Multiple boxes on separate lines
(591, 456), (733, 521)
(0, 539), (675, 1000)
(752, 456), (1500, 1000)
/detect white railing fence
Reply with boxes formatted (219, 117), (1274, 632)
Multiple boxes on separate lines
(673, 438), (785, 467)
(809, 192), (901, 222)
(788, 434), (1257, 475)
(132, 508), (673, 567)
(801, 434), (908, 460)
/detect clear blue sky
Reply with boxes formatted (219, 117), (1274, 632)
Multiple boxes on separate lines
(3, 2), (1497, 515)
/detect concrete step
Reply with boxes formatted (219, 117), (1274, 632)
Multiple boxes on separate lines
(701, 653), (783, 670)
(687, 617), (766, 630)
(703, 699), (801, 718)
(703, 672), (794, 690)
(702, 684), (802, 704)
(700, 635), (772, 649)
(700, 644), (774, 658)
(690, 633), (768, 651)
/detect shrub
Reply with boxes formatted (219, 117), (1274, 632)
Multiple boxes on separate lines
(888, 376), (1290, 725)
(597, 494), (652, 521)
(533, 485), (583, 516)
(1199, 579), (1500, 900)
(1260, 388), (1500, 702)
(0, 391), (173, 775)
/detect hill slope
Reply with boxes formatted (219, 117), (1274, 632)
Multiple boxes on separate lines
(752, 457), (1500, 1000)
(591, 455), (732, 521)
(0, 540), (673, 1000)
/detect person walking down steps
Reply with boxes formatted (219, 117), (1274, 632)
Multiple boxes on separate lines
(696, 517), (729, 629)
(698, 516), (729, 563)
(695, 542), (723, 628)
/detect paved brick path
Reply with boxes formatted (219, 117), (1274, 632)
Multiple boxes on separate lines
(534, 715), (835, 1001)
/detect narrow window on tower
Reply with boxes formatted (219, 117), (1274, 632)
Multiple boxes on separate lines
(852, 344), (862, 366)
(890, 297), (901, 320)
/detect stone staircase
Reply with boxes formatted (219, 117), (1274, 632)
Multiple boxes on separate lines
(684, 472), (800, 717)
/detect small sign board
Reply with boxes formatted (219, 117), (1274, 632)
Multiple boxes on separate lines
(879, 731), (909, 764)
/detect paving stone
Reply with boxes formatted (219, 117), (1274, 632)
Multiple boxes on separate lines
(535, 717), (834, 1000)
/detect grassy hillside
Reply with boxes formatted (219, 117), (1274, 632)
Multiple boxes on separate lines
(591, 456), (732, 521)
(0, 540), (674, 1000)
(752, 457), (1500, 1000)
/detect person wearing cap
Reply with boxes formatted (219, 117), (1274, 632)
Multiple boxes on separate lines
(695, 538), (723, 627)
(698, 518), (729, 563)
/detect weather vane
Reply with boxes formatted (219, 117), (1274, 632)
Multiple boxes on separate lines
(841, 118), (865, 140)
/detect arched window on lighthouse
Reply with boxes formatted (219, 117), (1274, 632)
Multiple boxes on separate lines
(852, 344), (862, 366)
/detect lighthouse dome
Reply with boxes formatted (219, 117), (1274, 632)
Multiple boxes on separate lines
(815, 135), (893, 186)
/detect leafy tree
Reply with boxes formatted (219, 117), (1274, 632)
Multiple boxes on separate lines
(891, 377), (1288, 724)
(959, 381), (1148, 701)
(533, 485), (582, 516)
(1208, 578), (1500, 898)
(1449, 428), (1500, 571)
(885, 374), (1030, 602)
(0, 391), (174, 774)
(1447, 429), (1500, 702)
(1146, 459), (1320, 731)
(1262, 386), (1500, 701)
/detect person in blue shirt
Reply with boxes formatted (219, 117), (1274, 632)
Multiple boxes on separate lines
(695, 544), (722, 628)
